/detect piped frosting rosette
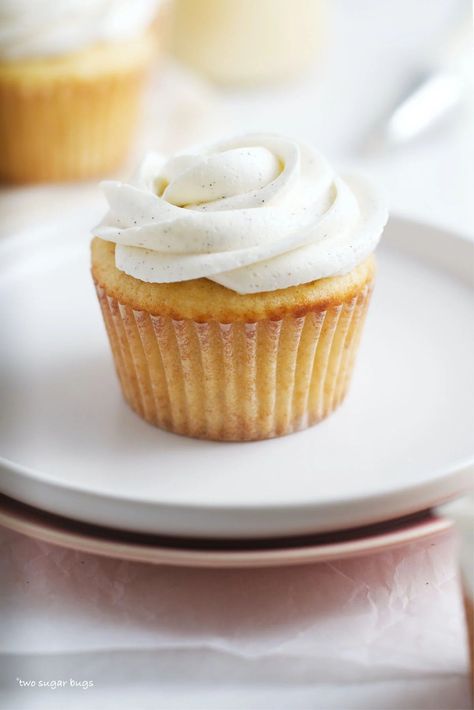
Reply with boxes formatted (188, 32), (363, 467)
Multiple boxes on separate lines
(95, 134), (388, 295)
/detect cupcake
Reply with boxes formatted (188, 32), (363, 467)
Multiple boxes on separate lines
(439, 493), (474, 694)
(0, 0), (162, 183)
(92, 133), (387, 441)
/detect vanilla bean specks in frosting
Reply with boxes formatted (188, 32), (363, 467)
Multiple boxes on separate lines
(95, 134), (388, 295)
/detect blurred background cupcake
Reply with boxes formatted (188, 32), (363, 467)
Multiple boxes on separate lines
(0, 0), (165, 184)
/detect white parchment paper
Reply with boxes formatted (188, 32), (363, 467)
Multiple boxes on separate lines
(0, 527), (471, 709)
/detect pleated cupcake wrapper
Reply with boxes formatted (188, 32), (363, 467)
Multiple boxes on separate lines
(95, 281), (373, 441)
(0, 70), (146, 183)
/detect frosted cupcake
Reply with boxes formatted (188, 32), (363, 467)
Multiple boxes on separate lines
(0, 0), (162, 183)
(92, 133), (387, 441)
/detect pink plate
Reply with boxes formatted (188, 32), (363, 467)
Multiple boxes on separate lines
(0, 494), (450, 569)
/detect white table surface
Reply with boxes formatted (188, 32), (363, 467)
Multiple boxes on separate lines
(0, 1), (473, 708)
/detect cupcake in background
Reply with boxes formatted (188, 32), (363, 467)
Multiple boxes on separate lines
(439, 492), (474, 694)
(170, 0), (325, 85)
(0, 0), (164, 183)
(91, 133), (387, 441)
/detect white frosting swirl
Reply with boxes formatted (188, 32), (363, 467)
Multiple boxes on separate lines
(0, 0), (160, 60)
(95, 134), (388, 294)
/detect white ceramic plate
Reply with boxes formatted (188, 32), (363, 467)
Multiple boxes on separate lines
(0, 216), (473, 538)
